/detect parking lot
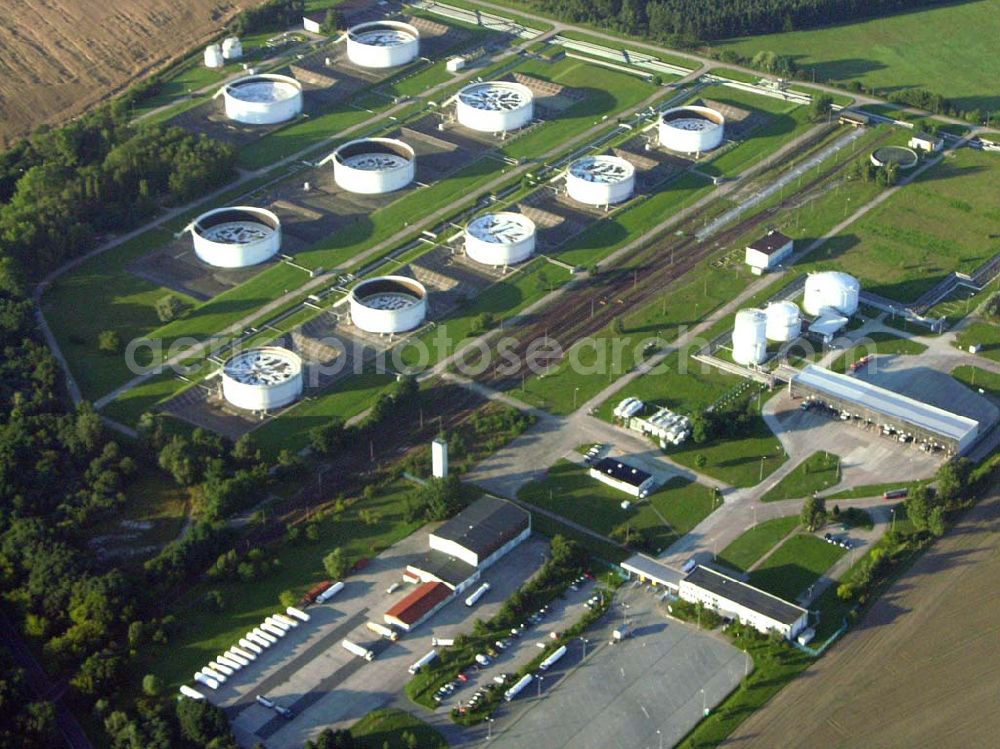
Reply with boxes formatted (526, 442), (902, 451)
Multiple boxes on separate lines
(216, 532), (550, 749)
(462, 582), (747, 749)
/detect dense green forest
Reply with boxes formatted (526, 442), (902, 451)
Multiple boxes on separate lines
(520, 0), (957, 41)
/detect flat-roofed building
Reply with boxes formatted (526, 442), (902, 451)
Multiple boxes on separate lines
(745, 230), (793, 274)
(384, 582), (453, 632)
(590, 457), (657, 498)
(680, 566), (808, 640)
(621, 553), (683, 592)
(427, 496), (531, 570)
(790, 364), (980, 454)
(908, 132), (944, 152)
(406, 549), (478, 594)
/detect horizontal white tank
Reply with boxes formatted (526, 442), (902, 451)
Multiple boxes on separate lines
(566, 155), (635, 206)
(764, 300), (802, 342)
(222, 36), (243, 60)
(456, 81), (534, 133)
(221, 74), (303, 125)
(658, 106), (725, 154)
(190, 206), (281, 268)
(326, 138), (415, 194)
(465, 212), (536, 266)
(204, 44), (224, 69)
(803, 271), (861, 317)
(346, 21), (420, 68)
(732, 308), (768, 366)
(222, 347), (303, 412)
(350, 276), (427, 334)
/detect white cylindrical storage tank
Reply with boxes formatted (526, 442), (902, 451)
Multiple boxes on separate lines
(456, 81), (534, 133)
(190, 206), (281, 268)
(658, 106), (725, 154)
(329, 138), (415, 194)
(566, 155), (635, 206)
(221, 74), (303, 125)
(803, 272), (861, 317)
(764, 301), (802, 342)
(222, 36), (243, 61)
(464, 212), (536, 266)
(349, 276), (427, 334)
(732, 308), (768, 366)
(204, 44), (224, 68)
(221, 348), (303, 412)
(346, 21), (420, 68)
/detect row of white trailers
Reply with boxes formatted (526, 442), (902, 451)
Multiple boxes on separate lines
(182, 606), (311, 698)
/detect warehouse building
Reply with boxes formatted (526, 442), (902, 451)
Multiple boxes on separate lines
(406, 497), (531, 593)
(590, 457), (657, 498)
(621, 553), (682, 591)
(790, 365), (980, 454)
(384, 582), (453, 632)
(744, 230), (793, 274)
(908, 132), (944, 152)
(679, 566), (808, 640)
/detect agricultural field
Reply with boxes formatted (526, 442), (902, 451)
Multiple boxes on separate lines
(714, 0), (1000, 112)
(726, 491), (1000, 749)
(797, 148), (1000, 303)
(761, 451), (840, 502)
(749, 533), (845, 601)
(0, 0), (259, 145)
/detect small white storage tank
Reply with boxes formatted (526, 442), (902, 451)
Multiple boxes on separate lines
(324, 138), (415, 194)
(456, 81), (534, 133)
(764, 301), (802, 342)
(732, 308), (768, 366)
(188, 206), (281, 268)
(465, 212), (536, 266)
(222, 37), (243, 61)
(204, 44), (224, 69)
(658, 106), (726, 154)
(350, 276), (428, 334)
(346, 21), (420, 68)
(803, 272), (861, 317)
(222, 347), (303, 412)
(220, 74), (303, 125)
(566, 155), (635, 206)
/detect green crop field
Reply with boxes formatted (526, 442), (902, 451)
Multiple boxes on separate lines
(716, 515), (800, 571)
(749, 533), (846, 601)
(518, 461), (718, 554)
(715, 0), (1000, 112)
(762, 451), (841, 502)
(798, 148), (1000, 303)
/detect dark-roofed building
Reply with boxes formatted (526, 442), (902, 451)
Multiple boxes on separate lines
(406, 549), (477, 592)
(745, 230), (793, 274)
(303, 11), (328, 34)
(679, 566), (808, 640)
(589, 457), (656, 498)
(428, 496), (531, 570)
(384, 582), (453, 631)
(839, 110), (869, 127)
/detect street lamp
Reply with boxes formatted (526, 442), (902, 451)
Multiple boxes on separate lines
(701, 687), (708, 716)
(486, 717), (495, 740)
(580, 636), (589, 659)
(890, 507), (896, 533)
(537, 675), (544, 697)
(657, 729), (663, 749)
(574, 386), (580, 410)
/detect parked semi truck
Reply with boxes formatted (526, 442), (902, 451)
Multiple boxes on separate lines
(504, 674), (533, 701)
(224, 651), (249, 667)
(465, 582), (491, 607)
(408, 649), (438, 675)
(179, 685), (204, 700)
(286, 606), (310, 623)
(611, 624), (631, 643)
(274, 613), (298, 628)
(341, 639), (375, 662)
(301, 581), (333, 606)
(539, 645), (567, 670)
(265, 616), (291, 632)
(193, 673), (219, 690)
(239, 638), (263, 654)
(315, 581), (345, 603)
(366, 621), (400, 641)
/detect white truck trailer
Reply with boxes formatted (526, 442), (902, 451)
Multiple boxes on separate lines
(316, 581), (345, 603)
(504, 674), (533, 701)
(539, 645), (567, 670)
(408, 649), (438, 674)
(341, 639), (375, 661)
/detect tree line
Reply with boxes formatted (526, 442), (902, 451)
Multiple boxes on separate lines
(517, 0), (954, 42)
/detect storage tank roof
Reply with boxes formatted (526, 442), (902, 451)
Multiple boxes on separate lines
(569, 155), (634, 184)
(458, 82), (532, 111)
(467, 213), (534, 244)
(223, 348), (301, 386)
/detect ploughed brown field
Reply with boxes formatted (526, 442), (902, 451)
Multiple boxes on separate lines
(0, 1), (256, 145)
(724, 487), (1000, 749)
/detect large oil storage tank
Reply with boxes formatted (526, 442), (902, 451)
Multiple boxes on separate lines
(204, 43), (224, 69)
(658, 106), (725, 154)
(189, 207), (281, 268)
(764, 301), (802, 342)
(803, 272), (861, 317)
(222, 347), (303, 411)
(222, 36), (243, 61)
(456, 81), (534, 133)
(220, 74), (303, 125)
(464, 212), (537, 266)
(732, 308), (768, 366)
(350, 276), (427, 334)
(346, 21), (420, 68)
(325, 138), (415, 194)
(566, 155), (635, 206)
